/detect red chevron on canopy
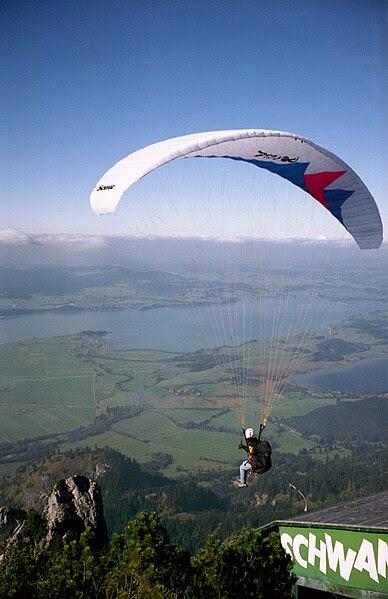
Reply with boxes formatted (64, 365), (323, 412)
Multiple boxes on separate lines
(304, 170), (347, 210)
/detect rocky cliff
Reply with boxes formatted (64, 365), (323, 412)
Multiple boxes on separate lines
(44, 474), (108, 547)
(0, 506), (27, 545)
(0, 475), (108, 552)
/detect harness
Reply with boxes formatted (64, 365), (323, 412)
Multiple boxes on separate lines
(242, 427), (272, 475)
(248, 444), (256, 459)
(247, 439), (260, 469)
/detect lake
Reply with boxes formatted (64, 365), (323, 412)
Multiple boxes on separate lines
(293, 358), (387, 393)
(0, 298), (381, 353)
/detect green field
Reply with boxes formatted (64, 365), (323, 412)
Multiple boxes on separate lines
(0, 310), (386, 476)
(0, 336), (96, 442)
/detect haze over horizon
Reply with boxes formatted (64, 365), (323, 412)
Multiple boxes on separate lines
(0, 229), (386, 268)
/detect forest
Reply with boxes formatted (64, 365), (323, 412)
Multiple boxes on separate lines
(284, 397), (387, 441)
(0, 511), (295, 598)
(0, 438), (386, 554)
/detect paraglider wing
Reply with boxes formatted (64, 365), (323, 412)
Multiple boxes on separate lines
(90, 129), (383, 249)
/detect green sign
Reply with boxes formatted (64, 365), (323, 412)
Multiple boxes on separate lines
(279, 526), (388, 594)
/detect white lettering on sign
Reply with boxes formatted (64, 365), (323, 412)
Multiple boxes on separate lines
(308, 533), (327, 574)
(354, 540), (378, 583)
(378, 539), (388, 578)
(324, 533), (356, 582)
(280, 531), (387, 585)
(293, 534), (308, 568)
(281, 532), (293, 557)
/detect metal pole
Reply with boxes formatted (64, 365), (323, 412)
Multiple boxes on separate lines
(289, 482), (308, 512)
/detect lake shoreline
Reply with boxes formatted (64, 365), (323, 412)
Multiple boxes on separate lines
(0, 299), (384, 353)
(294, 357), (387, 393)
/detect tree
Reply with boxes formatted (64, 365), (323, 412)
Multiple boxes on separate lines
(39, 528), (104, 598)
(191, 529), (296, 599)
(0, 528), (104, 599)
(0, 542), (41, 598)
(104, 512), (191, 598)
(0, 512), (295, 597)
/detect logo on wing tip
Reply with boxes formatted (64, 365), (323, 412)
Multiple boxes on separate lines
(97, 184), (115, 191)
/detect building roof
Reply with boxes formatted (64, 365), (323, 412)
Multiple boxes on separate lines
(289, 489), (388, 530)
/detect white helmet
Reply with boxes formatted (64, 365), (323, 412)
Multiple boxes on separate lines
(245, 428), (254, 439)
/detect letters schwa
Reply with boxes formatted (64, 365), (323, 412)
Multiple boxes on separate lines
(280, 529), (388, 590)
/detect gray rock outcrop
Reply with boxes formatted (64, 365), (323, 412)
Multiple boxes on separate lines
(0, 506), (27, 545)
(43, 474), (108, 547)
(0, 475), (108, 559)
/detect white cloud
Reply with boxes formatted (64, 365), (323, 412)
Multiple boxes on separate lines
(0, 229), (32, 245)
(0, 230), (109, 249)
(35, 234), (109, 249)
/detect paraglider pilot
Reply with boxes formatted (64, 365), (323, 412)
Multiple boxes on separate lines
(238, 426), (272, 488)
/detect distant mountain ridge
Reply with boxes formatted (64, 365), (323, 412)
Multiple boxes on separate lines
(0, 265), (187, 297)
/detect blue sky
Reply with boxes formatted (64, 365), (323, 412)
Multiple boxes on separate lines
(1, 0), (387, 241)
